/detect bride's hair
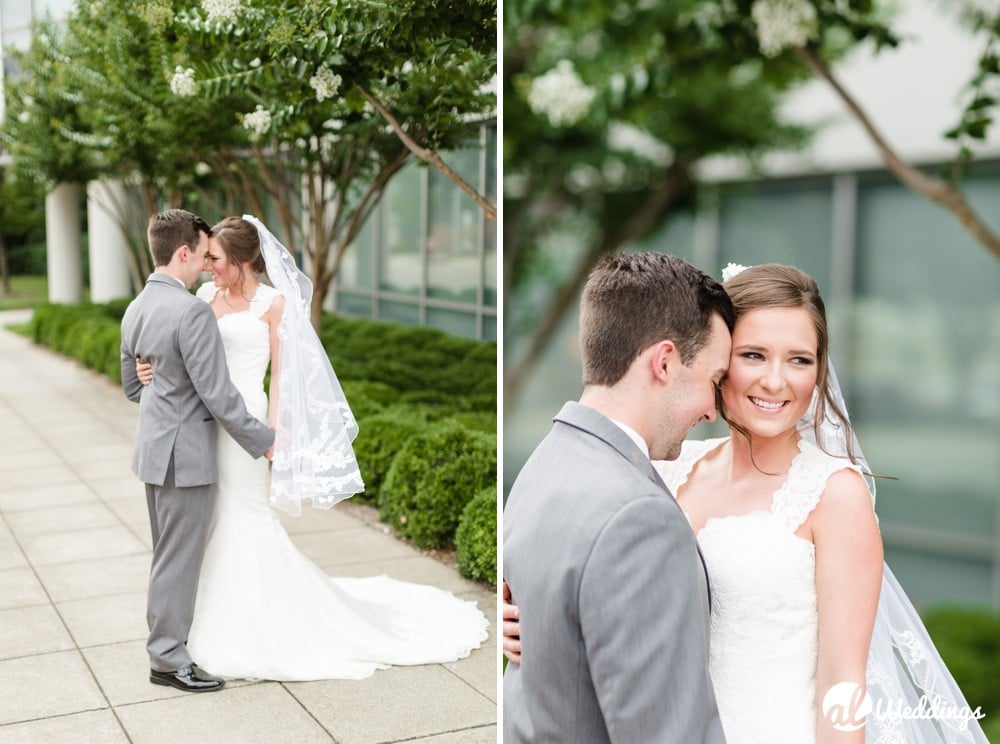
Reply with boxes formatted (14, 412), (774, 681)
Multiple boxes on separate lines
(211, 216), (267, 296)
(721, 263), (858, 465)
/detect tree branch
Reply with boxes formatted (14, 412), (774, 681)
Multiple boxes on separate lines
(503, 162), (695, 412)
(797, 46), (1000, 261)
(357, 84), (497, 221)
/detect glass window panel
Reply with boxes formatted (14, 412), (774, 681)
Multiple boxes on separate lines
(428, 144), (481, 303)
(378, 165), (422, 296)
(339, 219), (374, 291)
(484, 126), (498, 307)
(853, 175), (1000, 606)
(631, 211), (697, 264)
(336, 292), (372, 318)
(36, 0), (76, 19)
(717, 181), (832, 290)
(378, 298), (420, 326)
(482, 313), (497, 342)
(0, 1), (31, 30)
(2, 26), (30, 52)
(426, 306), (477, 340)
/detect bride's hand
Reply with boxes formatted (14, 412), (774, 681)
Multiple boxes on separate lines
(502, 580), (522, 664)
(135, 357), (154, 386)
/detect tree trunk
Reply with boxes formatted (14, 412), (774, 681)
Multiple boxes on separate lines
(0, 232), (10, 296)
(504, 162), (695, 413)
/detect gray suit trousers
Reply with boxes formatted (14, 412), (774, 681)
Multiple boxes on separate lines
(144, 456), (214, 672)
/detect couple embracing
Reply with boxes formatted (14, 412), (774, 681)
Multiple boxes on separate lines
(121, 209), (488, 692)
(503, 253), (987, 743)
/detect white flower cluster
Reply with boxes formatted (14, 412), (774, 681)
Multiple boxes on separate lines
(242, 105), (272, 140)
(170, 66), (198, 97)
(751, 0), (818, 57)
(721, 263), (751, 282)
(309, 66), (342, 102)
(526, 60), (596, 128)
(202, 0), (243, 25)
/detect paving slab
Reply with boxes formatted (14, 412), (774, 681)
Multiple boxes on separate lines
(0, 317), (497, 742)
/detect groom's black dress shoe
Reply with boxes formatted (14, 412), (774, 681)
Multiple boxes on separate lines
(149, 664), (225, 693)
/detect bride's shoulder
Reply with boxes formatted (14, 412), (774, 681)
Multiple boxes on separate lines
(251, 283), (285, 319)
(195, 281), (219, 303)
(653, 437), (728, 493)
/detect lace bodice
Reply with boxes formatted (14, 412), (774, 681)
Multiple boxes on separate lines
(197, 282), (278, 415)
(655, 437), (864, 744)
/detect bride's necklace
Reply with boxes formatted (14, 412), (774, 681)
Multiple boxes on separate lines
(221, 282), (258, 310)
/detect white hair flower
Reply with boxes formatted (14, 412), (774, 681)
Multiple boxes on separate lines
(751, 0), (818, 57)
(722, 263), (751, 282)
(526, 60), (596, 128)
(309, 66), (342, 103)
(170, 66), (198, 97)
(242, 105), (272, 140)
(201, 0), (243, 25)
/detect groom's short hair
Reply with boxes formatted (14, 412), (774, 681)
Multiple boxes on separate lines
(580, 252), (734, 386)
(147, 209), (213, 267)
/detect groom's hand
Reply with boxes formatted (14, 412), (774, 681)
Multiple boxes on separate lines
(502, 580), (522, 664)
(263, 445), (274, 461)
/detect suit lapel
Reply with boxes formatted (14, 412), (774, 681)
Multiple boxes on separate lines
(553, 400), (714, 611)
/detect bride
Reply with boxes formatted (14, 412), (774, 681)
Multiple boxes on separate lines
(137, 215), (488, 681)
(503, 263), (987, 743)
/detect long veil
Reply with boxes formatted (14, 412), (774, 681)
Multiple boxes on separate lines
(245, 214), (364, 515)
(802, 352), (988, 743)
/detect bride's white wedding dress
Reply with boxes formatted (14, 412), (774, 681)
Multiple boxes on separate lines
(186, 282), (489, 681)
(656, 437), (989, 744)
(655, 436), (863, 744)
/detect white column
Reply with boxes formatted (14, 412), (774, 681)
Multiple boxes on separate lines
(45, 182), (83, 304)
(87, 180), (133, 301)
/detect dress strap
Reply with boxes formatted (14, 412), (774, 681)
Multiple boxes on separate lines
(249, 283), (280, 319)
(196, 281), (221, 304)
(653, 437), (728, 495)
(771, 439), (865, 531)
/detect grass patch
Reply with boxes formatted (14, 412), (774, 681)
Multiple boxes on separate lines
(0, 275), (48, 311)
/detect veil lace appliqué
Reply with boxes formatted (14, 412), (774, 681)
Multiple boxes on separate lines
(245, 214), (364, 515)
(804, 354), (987, 743)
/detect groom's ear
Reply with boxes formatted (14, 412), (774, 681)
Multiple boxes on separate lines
(648, 340), (675, 385)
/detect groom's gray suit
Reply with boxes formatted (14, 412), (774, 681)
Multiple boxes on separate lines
(121, 273), (274, 672)
(503, 402), (725, 743)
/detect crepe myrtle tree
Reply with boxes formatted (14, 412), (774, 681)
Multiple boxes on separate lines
(1, 4), (244, 293)
(166, 0), (496, 328)
(504, 0), (1000, 410)
(0, 20), (97, 203)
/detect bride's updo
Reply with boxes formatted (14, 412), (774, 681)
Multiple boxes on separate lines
(211, 216), (266, 290)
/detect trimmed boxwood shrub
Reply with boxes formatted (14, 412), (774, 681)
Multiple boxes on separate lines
(455, 487), (497, 584)
(340, 380), (400, 422)
(380, 420), (496, 548)
(921, 605), (1000, 730)
(446, 411), (497, 434)
(351, 406), (431, 504)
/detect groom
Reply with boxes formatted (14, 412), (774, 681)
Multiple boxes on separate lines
(120, 209), (275, 693)
(503, 252), (733, 742)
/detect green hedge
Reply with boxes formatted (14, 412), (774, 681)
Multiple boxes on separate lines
(455, 487), (497, 584)
(380, 420), (496, 549)
(27, 301), (497, 582)
(922, 605), (1000, 737)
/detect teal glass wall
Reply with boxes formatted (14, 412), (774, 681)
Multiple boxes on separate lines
(504, 168), (1000, 610)
(333, 124), (497, 342)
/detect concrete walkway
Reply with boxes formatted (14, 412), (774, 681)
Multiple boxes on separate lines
(0, 312), (497, 744)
